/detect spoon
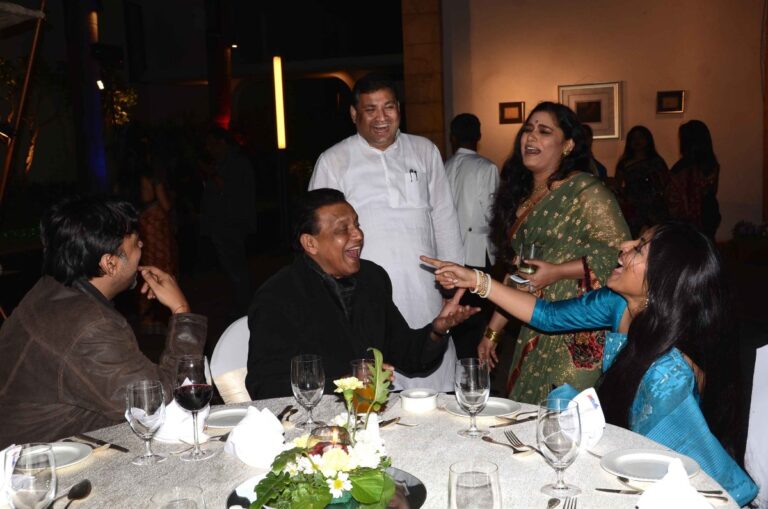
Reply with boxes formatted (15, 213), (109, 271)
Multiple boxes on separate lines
(46, 479), (91, 509)
(547, 497), (561, 509)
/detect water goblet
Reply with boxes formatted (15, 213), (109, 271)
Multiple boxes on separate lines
(125, 379), (167, 465)
(448, 460), (501, 509)
(454, 358), (490, 438)
(150, 485), (206, 508)
(536, 398), (582, 497)
(7, 443), (56, 509)
(174, 355), (215, 462)
(291, 354), (325, 430)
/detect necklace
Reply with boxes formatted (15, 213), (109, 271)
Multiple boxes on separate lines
(518, 183), (550, 211)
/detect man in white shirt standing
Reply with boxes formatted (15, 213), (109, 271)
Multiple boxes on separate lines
(309, 74), (464, 391)
(444, 113), (500, 358)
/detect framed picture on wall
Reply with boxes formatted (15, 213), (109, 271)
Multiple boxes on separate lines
(499, 101), (525, 124)
(558, 82), (621, 139)
(656, 90), (685, 114)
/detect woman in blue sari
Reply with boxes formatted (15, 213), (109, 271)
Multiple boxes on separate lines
(422, 222), (757, 506)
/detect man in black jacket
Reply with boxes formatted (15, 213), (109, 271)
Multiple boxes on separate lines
(246, 189), (477, 399)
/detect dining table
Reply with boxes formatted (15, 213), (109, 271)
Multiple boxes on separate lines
(45, 393), (738, 508)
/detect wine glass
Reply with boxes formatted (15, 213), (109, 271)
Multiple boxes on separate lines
(518, 242), (540, 275)
(174, 355), (215, 462)
(454, 358), (490, 438)
(536, 398), (582, 497)
(290, 354), (325, 430)
(350, 358), (374, 414)
(125, 379), (167, 465)
(8, 443), (57, 509)
(448, 460), (501, 509)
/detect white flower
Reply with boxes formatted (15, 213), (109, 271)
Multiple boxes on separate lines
(283, 461), (300, 477)
(292, 434), (310, 448)
(298, 455), (318, 474)
(318, 447), (351, 477)
(348, 440), (384, 469)
(331, 412), (349, 427)
(326, 472), (352, 499)
(333, 377), (364, 393)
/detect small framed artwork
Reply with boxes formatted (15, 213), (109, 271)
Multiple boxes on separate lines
(656, 90), (685, 114)
(499, 102), (525, 124)
(558, 82), (622, 139)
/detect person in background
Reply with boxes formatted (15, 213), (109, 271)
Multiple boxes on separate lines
(479, 101), (629, 404)
(200, 125), (256, 315)
(245, 189), (478, 398)
(308, 74), (464, 391)
(582, 124), (607, 181)
(423, 221), (758, 506)
(667, 120), (721, 239)
(0, 195), (206, 447)
(614, 125), (669, 237)
(444, 113), (500, 359)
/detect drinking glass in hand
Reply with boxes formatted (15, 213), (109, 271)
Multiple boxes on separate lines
(291, 354), (325, 430)
(536, 398), (582, 497)
(8, 443), (56, 509)
(174, 355), (215, 462)
(454, 358), (490, 438)
(448, 460), (501, 509)
(125, 379), (167, 465)
(518, 242), (540, 275)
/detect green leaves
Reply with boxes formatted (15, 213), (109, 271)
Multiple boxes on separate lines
(366, 348), (391, 413)
(252, 470), (332, 509)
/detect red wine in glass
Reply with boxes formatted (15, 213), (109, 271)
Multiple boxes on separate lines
(174, 384), (213, 411)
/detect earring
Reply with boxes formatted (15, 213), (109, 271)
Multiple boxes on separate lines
(562, 149), (571, 157)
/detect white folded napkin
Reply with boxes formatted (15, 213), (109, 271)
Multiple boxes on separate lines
(637, 458), (711, 509)
(572, 387), (605, 450)
(224, 407), (285, 468)
(1, 445), (20, 507)
(154, 400), (210, 444)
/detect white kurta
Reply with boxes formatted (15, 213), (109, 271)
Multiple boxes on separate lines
(309, 132), (464, 391)
(444, 148), (500, 267)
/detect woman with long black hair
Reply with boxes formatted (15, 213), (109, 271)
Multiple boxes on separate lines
(422, 222), (757, 506)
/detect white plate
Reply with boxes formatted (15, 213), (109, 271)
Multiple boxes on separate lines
(50, 442), (92, 469)
(444, 397), (522, 417)
(600, 448), (700, 481)
(207, 407), (248, 429)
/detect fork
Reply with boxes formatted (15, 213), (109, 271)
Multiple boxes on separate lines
(563, 496), (577, 509)
(504, 429), (540, 453)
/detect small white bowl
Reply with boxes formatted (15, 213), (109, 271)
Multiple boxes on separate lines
(400, 388), (438, 413)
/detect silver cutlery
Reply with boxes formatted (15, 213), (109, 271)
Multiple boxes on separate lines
(615, 476), (728, 501)
(481, 435), (533, 454)
(546, 497), (560, 509)
(489, 412), (537, 428)
(595, 488), (642, 495)
(379, 417), (420, 428)
(74, 434), (129, 453)
(563, 496), (577, 509)
(504, 429), (540, 453)
(62, 438), (109, 453)
(45, 479), (91, 509)
(284, 407), (299, 422)
(276, 404), (294, 421)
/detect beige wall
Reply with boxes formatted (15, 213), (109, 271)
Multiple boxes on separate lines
(443, 0), (763, 240)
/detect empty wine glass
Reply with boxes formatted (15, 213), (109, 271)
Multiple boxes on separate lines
(8, 443), (57, 509)
(291, 354), (325, 430)
(454, 358), (490, 438)
(448, 460), (501, 509)
(537, 398), (582, 497)
(174, 355), (215, 462)
(125, 379), (167, 465)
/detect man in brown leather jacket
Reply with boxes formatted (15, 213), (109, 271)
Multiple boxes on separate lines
(0, 196), (207, 447)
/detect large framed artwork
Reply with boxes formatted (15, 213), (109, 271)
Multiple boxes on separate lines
(558, 82), (622, 139)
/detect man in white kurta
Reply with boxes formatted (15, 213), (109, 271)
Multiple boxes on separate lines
(308, 74), (463, 391)
(444, 113), (500, 359)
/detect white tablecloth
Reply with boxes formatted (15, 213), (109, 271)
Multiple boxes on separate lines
(48, 394), (737, 508)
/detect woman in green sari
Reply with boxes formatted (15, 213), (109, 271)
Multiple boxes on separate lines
(480, 102), (630, 403)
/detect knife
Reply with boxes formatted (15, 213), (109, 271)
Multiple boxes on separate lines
(75, 433), (129, 453)
(594, 488), (641, 495)
(276, 404), (294, 421)
(379, 417), (400, 428)
(489, 415), (537, 428)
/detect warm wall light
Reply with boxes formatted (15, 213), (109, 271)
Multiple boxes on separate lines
(88, 11), (99, 43)
(96, 80), (104, 90)
(231, 43), (238, 49)
(272, 56), (286, 149)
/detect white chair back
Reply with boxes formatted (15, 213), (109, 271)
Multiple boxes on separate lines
(210, 316), (251, 404)
(746, 344), (768, 508)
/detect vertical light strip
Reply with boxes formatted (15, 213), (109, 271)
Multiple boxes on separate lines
(273, 56), (286, 149)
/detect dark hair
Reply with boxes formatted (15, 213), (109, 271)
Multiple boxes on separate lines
(292, 188), (348, 253)
(450, 113), (481, 144)
(616, 125), (662, 168)
(489, 101), (590, 267)
(351, 73), (399, 108)
(597, 222), (724, 428)
(679, 120), (719, 175)
(40, 195), (139, 285)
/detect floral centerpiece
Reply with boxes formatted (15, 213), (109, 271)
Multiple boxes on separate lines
(252, 349), (394, 509)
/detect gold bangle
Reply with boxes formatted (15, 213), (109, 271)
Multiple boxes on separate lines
(484, 327), (500, 344)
